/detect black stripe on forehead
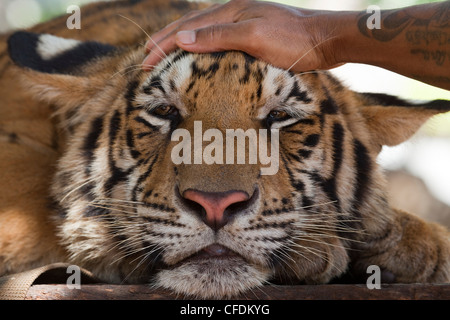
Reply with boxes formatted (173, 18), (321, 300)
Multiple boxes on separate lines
(191, 60), (220, 79)
(171, 50), (190, 65)
(182, 57), (222, 94)
(146, 50), (191, 89)
(286, 80), (312, 103)
(239, 53), (256, 84)
(143, 75), (166, 95)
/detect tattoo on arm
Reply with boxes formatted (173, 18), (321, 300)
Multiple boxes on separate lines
(357, 9), (412, 42)
(357, 2), (450, 70)
(357, 2), (450, 42)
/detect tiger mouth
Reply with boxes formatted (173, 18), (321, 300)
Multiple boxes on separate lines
(189, 244), (238, 260)
(173, 244), (243, 266)
(155, 243), (271, 298)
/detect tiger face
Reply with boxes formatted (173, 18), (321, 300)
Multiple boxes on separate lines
(7, 31), (450, 298)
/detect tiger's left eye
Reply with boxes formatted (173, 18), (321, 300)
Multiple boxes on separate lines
(152, 105), (178, 117)
(267, 110), (289, 120)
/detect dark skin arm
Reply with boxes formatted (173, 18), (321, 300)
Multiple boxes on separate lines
(344, 1), (450, 90)
(142, 0), (450, 90)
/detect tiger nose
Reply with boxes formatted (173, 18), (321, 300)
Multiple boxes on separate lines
(182, 189), (250, 231)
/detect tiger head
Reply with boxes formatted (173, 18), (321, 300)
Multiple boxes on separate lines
(8, 32), (450, 298)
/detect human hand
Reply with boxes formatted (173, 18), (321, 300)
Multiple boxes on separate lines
(142, 0), (343, 73)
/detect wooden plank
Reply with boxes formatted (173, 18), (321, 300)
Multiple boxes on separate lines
(25, 283), (450, 300)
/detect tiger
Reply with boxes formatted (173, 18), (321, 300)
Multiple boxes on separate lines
(1, 0), (450, 299)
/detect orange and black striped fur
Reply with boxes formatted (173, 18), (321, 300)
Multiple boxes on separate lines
(1, 0), (450, 298)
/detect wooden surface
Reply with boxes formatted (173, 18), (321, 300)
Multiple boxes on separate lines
(25, 283), (450, 300)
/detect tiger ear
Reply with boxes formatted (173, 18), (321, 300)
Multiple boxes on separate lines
(7, 31), (119, 104)
(356, 92), (450, 152)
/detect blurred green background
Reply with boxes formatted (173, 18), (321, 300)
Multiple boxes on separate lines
(1, 0), (449, 205)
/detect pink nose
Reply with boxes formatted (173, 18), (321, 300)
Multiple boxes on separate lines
(183, 189), (250, 230)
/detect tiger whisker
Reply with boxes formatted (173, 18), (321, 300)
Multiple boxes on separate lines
(284, 239), (341, 272)
(60, 177), (97, 204)
(94, 198), (144, 205)
(299, 220), (364, 231)
(89, 201), (139, 211)
(289, 235), (350, 251)
(243, 281), (270, 300)
(268, 247), (304, 279)
(109, 234), (160, 265)
(296, 222), (365, 234)
(129, 244), (163, 265)
(287, 34), (338, 72)
(117, 14), (167, 61)
(285, 238), (329, 254)
(110, 64), (151, 79)
(297, 70), (331, 77)
(106, 232), (143, 254)
(300, 200), (338, 209)
(121, 244), (165, 284)
(295, 231), (365, 244)
(280, 239), (338, 273)
(86, 204), (137, 216)
(280, 243), (315, 265)
(111, 241), (158, 266)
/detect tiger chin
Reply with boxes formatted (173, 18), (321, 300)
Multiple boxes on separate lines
(2, 0), (450, 299)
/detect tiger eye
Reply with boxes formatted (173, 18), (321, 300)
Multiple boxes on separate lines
(268, 110), (288, 119)
(153, 105), (177, 117)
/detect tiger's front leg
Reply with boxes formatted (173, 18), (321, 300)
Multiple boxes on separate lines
(352, 208), (450, 283)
